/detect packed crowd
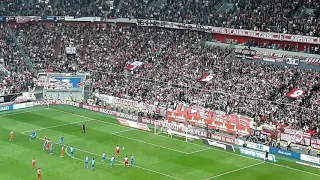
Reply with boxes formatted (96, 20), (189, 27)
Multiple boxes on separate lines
(0, 28), (34, 96)
(1, 23), (319, 135)
(1, 0), (320, 37)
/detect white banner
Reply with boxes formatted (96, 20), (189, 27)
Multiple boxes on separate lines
(118, 118), (150, 131)
(280, 128), (311, 146)
(13, 102), (34, 109)
(300, 154), (320, 165)
(95, 93), (166, 116)
(236, 140), (269, 152)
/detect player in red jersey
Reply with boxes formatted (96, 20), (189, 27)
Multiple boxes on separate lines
(9, 131), (14, 141)
(46, 139), (50, 151)
(60, 146), (65, 158)
(116, 145), (120, 157)
(37, 168), (41, 180)
(124, 156), (129, 168)
(32, 158), (36, 171)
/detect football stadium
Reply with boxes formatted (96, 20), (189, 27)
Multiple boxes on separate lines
(1, 0), (320, 180)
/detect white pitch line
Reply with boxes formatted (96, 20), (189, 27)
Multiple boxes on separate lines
(0, 108), (44, 117)
(186, 148), (212, 155)
(49, 108), (320, 178)
(21, 133), (183, 180)
(20, 119), (92, 134)
(112, 133), (189, 154)
(203, 161), (265, 180)
(51, 108), (196, 154)
(111, 129), (135, 134)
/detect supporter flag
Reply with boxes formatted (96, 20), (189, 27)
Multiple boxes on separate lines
(126, 61), (144, 71)
(198, 74), (214, 83)
(16, 16), (41, 23)
(286, 88), (305, 99)
(77, 81), (85, 87)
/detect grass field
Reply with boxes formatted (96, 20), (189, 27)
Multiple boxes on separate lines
(1, 105), (320, 180)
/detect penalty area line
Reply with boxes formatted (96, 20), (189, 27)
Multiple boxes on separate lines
(49, 108), (320, 178)
(203, 161), (265, 180)
(186, 148), (212, 155)
(21, 133), (184, 180)
(20, 119), (92, 134)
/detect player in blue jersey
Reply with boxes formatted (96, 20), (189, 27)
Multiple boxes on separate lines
(70, 146), (74, 159)
(101, 152), (106, 163)
(91, 158), (95, 171)
(130, 154), (134, 167)
(30, 130), (36, 140)
(42, 139), (48, 150)
(84, 156), (89, 168)
(110, 156), (115, 168)
(59, 135), (64, 146)
(49, 142), (53, 155)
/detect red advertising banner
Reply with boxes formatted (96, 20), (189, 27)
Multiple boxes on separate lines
(286, 88), (305, 99)
(280, 128), (311, 146)
(167, 104), (253, 135)
(312, 139), (320, 150)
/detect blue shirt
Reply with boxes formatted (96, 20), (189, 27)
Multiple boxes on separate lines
(31, 131), (36, 136)
(60, 136), (64, 142)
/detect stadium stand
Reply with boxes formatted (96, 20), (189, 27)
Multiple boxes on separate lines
(0, 0), (319, 137)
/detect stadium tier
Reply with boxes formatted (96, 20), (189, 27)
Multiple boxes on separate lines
(1, 1), (320, 179)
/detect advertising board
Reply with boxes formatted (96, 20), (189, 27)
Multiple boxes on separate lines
(300, 154), (320, 165)
(202, 139), (235, 152)
(236, 140), (269, 152)
(0, 105), (13, 112)
(269, 147), (301, 160)
(239, 148), (276, 162)
(117, 118), (151, 131)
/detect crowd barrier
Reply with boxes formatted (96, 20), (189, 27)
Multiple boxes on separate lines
(1, 100), (320, 166)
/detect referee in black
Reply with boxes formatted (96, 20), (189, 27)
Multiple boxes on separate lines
(264, 150), (268, 162)
(82, 123), (86, 133)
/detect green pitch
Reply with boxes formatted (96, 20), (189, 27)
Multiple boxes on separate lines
(1, 105), (320, 180)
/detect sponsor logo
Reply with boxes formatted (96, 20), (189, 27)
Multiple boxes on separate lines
(202, 139), (235, 152)
(205, 139), (226, 150)
(300, 154), (320, 164)
(211, 134), (235, 144)
(285, 58), (300, 66)
(239, 148), (276, 162)
(0, 106), (10, 111)
(237, 140), (269, 152)
(269, 147), (301, 159)
(300, 154), (320, 165)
